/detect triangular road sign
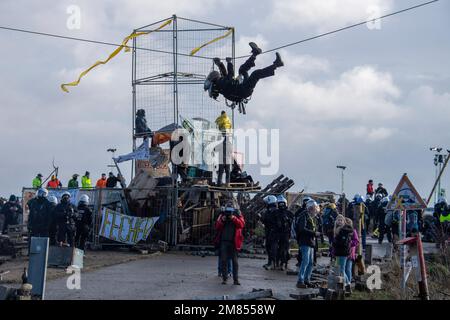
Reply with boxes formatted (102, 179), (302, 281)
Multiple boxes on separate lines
(387, 173), (427, 210)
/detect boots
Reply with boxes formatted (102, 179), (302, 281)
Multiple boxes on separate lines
(233, 279), (241, 285)
(273, 52), (284, 68)
(249, 42), (262, 56)
(263, 262), (274, 270)
(213, 57), (221, 67)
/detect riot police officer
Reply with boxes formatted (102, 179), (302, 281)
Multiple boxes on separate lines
(261, 195), (278, 270)
(75, 195), (92, 251)
(47, 195), (58, 245)
(27, 188), (52, 237)
(275, 195), (294, 271)
(55, 192), (77, 246)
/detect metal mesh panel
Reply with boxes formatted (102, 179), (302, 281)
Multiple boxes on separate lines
(133, 16), (234, 133)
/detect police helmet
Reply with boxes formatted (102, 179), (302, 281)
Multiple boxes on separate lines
(37, 188), (48, 198)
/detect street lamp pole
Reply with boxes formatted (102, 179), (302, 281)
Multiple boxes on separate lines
(430, 147), (443, 204)
(337, 165), (347, 195)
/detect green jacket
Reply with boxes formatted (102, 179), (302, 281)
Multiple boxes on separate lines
(32, 177), (42, 188)
(68, 179), (79, 189)
(81, 176), (92, 188)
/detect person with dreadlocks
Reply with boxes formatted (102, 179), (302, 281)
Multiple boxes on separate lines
(203, 43), (284, 111)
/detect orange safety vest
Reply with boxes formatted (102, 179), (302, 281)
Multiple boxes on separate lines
(96, 178), (107, 188)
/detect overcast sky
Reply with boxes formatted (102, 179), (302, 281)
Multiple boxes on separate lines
(0, 0), (449, 202)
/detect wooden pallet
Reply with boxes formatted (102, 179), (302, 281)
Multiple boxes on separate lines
(241, 175), (295, 226)
(207, 184), (261, 192)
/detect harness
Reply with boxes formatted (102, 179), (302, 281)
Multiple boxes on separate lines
(225, 96), (250, 115)
(209, 61), (252, 115)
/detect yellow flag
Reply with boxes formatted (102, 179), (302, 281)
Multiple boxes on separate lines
(61, 19), (172, 93)
(190, 28), (233, 56)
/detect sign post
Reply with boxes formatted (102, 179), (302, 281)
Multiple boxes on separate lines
(388, 173), (427, 299)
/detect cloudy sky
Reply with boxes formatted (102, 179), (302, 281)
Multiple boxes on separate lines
(0, 0), (449, 202)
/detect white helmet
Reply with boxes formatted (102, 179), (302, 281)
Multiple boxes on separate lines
(48, 195), (58, 204)
(37, 188), (48, 198)
(79, 194), (90, 205)
(306, 199), (318, 210)
(276, 195), (287, 205)
(61, 191), (71, 199)
(438, 197), (447, 204)
(264, 195), (277, 205)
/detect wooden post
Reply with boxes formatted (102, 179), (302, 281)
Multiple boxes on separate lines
(416, 234), (430, 300)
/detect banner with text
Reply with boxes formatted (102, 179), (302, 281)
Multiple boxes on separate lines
(99, 208), (159, 245)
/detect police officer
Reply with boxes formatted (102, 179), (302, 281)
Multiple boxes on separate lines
(47, 195), (58, 245)
(55, 192), (77, 246)
(1, 195), (22, 233)
(275, 195), (294, 271)
(75, 195), (92, 251)
(377, 197), (391, 244)
(27, 188), (52, 237)
(261, 195), (278, 270)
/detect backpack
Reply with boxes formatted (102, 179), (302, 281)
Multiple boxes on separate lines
(334, 228), (352, 256)
(322, 208), (335, 231)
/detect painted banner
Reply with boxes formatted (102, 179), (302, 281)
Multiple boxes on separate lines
(114, 138), (150, 163)
(99, 208), (159, 245)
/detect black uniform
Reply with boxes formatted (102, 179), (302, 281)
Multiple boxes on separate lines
(75, 203), (93, 251)
(375, 187), (388, 198)
(55, 199), (78, 246)
(214, 56), (278, 102)
(27, 197), (51, 237)
(275, 207), (294, 268)
(261, 205), (278, 266)
(1, 201), (22, 233)
(377, 202), (391, 243)
(48, 202), (57, 245)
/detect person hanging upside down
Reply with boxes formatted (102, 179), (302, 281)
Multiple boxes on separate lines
(203, 42), (284, 103)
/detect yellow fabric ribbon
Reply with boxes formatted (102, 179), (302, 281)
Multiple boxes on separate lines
(61, 19), (172, 93)
(190, 28), (233, 56)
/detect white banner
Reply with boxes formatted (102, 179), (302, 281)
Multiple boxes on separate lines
(114, 138), (150, 163)
(99, 208), (159, 245)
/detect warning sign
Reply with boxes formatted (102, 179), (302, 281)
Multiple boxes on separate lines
(387, 174), (427, 210)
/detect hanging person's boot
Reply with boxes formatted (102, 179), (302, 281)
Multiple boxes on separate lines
(249, 42), (262, 56)
(273, 52), (284, 68)
(213, 57), (221, 67)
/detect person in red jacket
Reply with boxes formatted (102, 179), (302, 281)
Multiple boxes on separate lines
(214, 202), (245, 285)
(366, 179), (374, 196)
(47, 175), (62, 189)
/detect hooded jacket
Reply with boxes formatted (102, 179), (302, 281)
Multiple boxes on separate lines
(214, 213), (245, 251)
(215, 113), (232, 131)
(295, 211), (317, 247)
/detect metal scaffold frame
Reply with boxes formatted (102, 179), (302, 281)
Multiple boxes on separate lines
(131, 15), (235, 245)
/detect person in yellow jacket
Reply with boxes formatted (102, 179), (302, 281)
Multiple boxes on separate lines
(215, 111), (233, 185)
(81, 171), (92, 189)
(215, 111), (232, 132)
(32, 173), (43, 189)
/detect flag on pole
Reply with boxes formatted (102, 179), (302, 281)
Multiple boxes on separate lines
(114, 138), (150, 163)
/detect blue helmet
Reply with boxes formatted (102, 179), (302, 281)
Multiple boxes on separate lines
(264, 195), (277, 205)
(277, 195), (287, 205)
(354, 194), (364, 204)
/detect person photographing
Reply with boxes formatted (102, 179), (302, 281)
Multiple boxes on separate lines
(214, 202), (245, 285)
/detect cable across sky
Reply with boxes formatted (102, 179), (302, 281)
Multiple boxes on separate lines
(0, 0), (441, 61)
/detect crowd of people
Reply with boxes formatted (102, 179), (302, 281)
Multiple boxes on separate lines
(27, 188), (92, 250)
(0, 187), (93, 251)
(237, 179), (450, 293)
(32, 171), (125, 190)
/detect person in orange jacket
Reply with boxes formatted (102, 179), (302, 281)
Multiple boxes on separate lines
(214, 202), (245, 285)
(47, 175), (62, 189)
(96, 173), (107, 188)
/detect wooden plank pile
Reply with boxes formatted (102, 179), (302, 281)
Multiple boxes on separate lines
(240, 175), (295, 229)
(0, 225), (28, 258)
